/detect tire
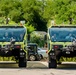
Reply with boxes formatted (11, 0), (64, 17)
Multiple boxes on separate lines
(29, 55), (36, 61)
(40, 54), (43, 59)
(36, 54), (41, 61)
(19, 58), (27, 67)
(49, 58), (57, 68)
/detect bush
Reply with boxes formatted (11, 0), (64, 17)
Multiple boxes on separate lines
(25, 23), (36, 34)
(30, 31), (46, 47)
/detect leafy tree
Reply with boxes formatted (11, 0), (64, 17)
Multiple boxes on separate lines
(21, 0), (47, 31)
(30, 32), (45, 47)
(42, 0), (76, 25)
(52, 0), (76, 24)
(8, 0), (23, 23)
(43, 0), (55, 21)
(0, 0), (76, 31)
(25, 22), (36, 34)
(0, 0), (14, 16)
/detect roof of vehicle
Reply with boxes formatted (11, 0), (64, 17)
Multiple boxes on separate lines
(49, 24), (76, 28)
(51, 26), (76, 28)
(0, 24), (26, 28)
(49, 25), (76, 28)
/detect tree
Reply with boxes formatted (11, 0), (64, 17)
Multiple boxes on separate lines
(21, 0), (47, 31)
(43, 0), (55, 21)
(52, 0), (76, 24)
(25, 23), (36, 34)
(42, 0), (76, 25)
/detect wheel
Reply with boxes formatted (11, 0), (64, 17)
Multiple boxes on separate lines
(36, 54), (42, 61)
(39, 54), (43, 59)
(49, 58), (57, 68)
(29, 55), (36, 61)
(19, 58), (27, 67)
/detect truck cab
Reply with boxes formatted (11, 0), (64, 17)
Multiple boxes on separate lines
(48, 25), (76, 68)
(0, 25), (27, 67)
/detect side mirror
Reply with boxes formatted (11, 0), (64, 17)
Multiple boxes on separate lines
(10, 39), (15, 44)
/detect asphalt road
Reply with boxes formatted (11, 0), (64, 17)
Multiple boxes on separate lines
(0, 61), (76, 75)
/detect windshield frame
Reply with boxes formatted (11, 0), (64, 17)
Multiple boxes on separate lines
(0, 26), (26, 42)
(49, 26), (76, 42)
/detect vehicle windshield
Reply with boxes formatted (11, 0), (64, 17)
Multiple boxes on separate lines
(0, 26), (26, 42)
(27, 45), (37, 51)
(49, 27), (76, 42)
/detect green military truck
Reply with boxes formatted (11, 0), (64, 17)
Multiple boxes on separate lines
(0, 25), (27, 67)
(48, 25), (76, 68)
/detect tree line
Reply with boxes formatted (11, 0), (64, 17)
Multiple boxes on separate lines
(0, 0), (76, 32)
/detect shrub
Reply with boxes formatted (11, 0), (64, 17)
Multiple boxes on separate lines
(30, 31), (46, 47)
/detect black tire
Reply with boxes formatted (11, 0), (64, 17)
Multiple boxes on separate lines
(49, 58), (57, 68)
(29, 55), (36, 61)
(19, 58), (27, 67)
(36, 54), (41, 61)
(40, 54), (43, 59)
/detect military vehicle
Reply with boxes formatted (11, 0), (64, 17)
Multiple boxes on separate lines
(0, 25), (27, 67)
(48, 25), (76, 68)
(27, 43), (40, 61)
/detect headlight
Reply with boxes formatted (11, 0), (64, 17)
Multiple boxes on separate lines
(20, 52), (25, 55)
(51, 49), (54, 51)
(20, 49), (22, 51)
(50, 53), (55, 55)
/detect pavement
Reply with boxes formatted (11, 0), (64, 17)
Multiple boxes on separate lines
(0, 61), (76, 75)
